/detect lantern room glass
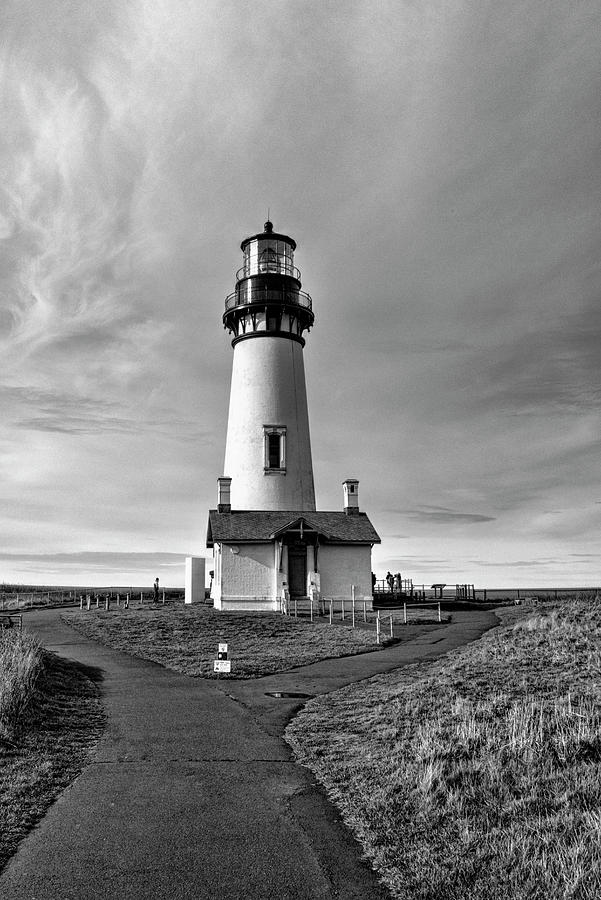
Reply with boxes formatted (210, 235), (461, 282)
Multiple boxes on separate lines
(242, 238), (295, 279)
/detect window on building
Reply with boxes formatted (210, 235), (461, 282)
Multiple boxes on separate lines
(264, 426), (286, 472)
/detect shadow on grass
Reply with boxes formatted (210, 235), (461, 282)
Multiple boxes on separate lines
(0, 651), (106, 873)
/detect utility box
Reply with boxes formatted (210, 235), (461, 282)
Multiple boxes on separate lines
(185, 556), (206, 605)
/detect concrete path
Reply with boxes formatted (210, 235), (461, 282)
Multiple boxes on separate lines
(0, 607), (498, 899)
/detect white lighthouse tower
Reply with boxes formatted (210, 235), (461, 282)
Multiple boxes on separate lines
(207, 221), (380, 612)
(222, 220), (316, 511)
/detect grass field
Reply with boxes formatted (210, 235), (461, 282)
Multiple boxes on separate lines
(0, 632), (105, 873)
(62, 603), (387, 677)
(286, 598), (601, 900)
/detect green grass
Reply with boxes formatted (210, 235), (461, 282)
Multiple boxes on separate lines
(286, 598), (601, 900)
(0, 643), (105, 873)
(62, 603), (386, 677)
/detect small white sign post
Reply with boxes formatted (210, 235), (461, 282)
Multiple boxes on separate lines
(213, 642), (231, 674)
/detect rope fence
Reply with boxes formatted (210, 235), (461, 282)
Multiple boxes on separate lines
(0, 588), (185, 612)
(279, 588), (445, 643)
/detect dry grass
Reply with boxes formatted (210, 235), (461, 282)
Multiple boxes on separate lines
(286, 597), (601, 900)
(62, 603), (384, 677)
(0, 650), (105, 873)
(0, 629), (42, 741)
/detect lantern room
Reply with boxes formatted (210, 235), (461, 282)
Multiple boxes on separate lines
(223, 220), (314, 344)
(239, 220), (297, 279)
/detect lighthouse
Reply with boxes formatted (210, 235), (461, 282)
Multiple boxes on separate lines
(222, 220), (316, 511)
(207, 221), (380, 612)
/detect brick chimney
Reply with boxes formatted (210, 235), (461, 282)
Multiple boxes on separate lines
(343, 478), (359, 515)
(217, 477), (232, 513)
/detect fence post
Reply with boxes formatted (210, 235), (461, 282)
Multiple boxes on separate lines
(351, 586), (356, 628)
(363, 599), (367, 622)
(341, 597), (345, 621)
(403, 602), (407, 625)
(438, 601), (441, 623)
(86, 595), (91, 611)
(162, 590), (165, 604)
(79, 595), (83, 610)
(140, 592), (143, 604)
(376, 610), (381, 644)
(105, 595), (109, 611)
(125, 593), (129, 609)
(329, 598), (333, 625)
(310, 597), (313, 623)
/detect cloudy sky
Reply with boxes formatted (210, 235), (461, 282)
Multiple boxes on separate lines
(1, 1), (599, 588)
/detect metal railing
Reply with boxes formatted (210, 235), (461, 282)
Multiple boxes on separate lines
(224, 287), (312, 312)
(374, 577), (415, 594)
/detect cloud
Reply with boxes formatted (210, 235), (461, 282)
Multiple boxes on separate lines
(0, 384), (209, 438)
(0, 551), (190, 567)
(0, 551), (203, 587)
(1, 2), (600, 588)
(474, 559), (564, 569)
(388, 506), (496, 525)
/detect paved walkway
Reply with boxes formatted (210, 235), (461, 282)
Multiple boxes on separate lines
(0, 607), (498, 899)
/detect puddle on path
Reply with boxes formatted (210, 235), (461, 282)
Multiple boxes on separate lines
(265, 691), (314, 699)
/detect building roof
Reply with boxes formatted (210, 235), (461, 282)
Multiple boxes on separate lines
(206, 510), (381, 547)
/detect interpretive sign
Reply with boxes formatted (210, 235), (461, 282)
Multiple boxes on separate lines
(213, 659), (231, 674)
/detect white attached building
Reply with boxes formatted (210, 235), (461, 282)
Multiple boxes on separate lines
(207, 483), (380, 612)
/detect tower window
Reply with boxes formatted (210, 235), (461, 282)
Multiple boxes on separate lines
(268, 434), (280, 468)
(264, 426), (286, 473)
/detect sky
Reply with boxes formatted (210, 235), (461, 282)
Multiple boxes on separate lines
(1, 1), (600, 588)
